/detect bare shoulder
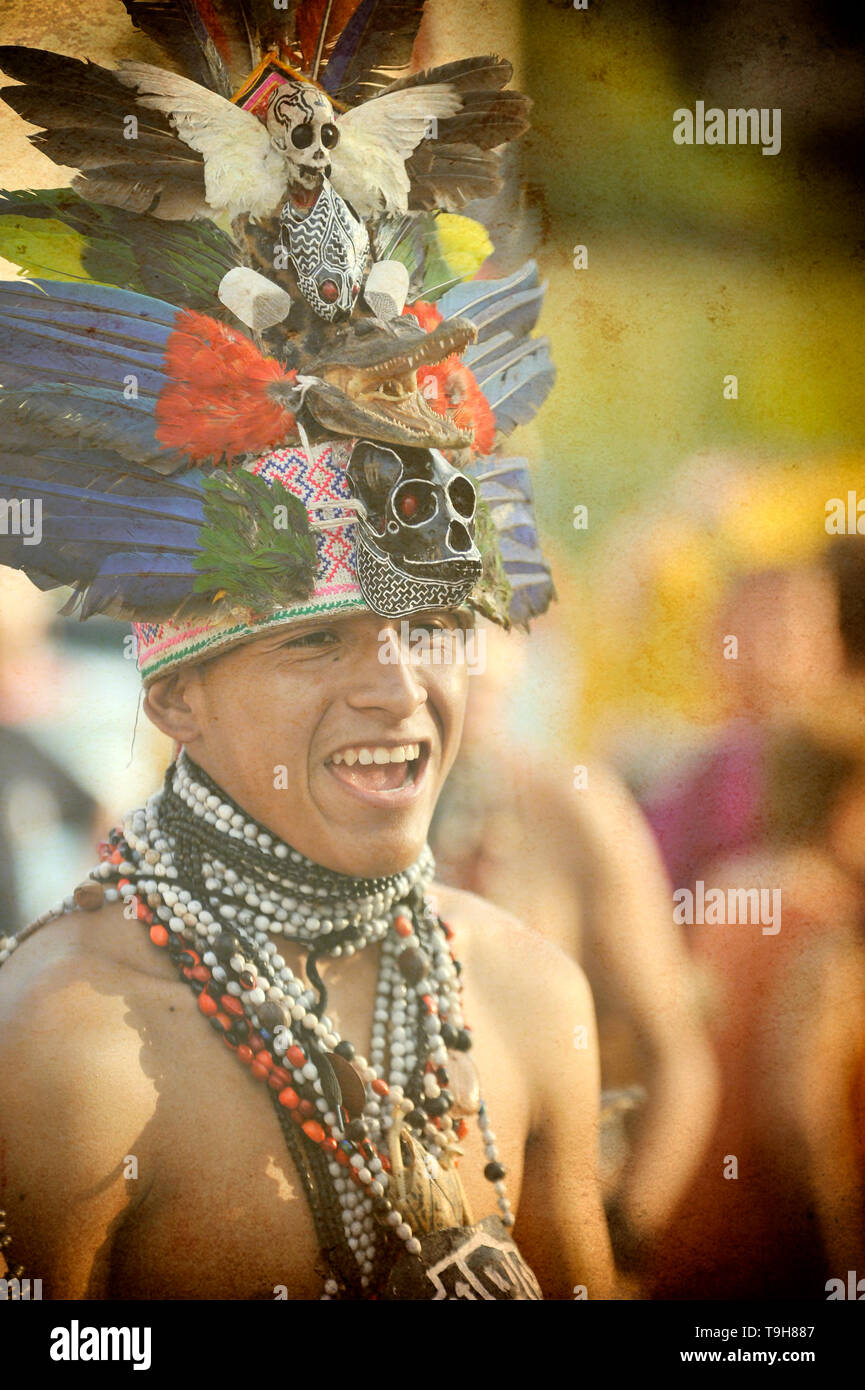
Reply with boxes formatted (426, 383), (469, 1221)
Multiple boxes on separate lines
(0, 900), (173, 1294)
(0, 895), (175, 1129)
(564, 761), (657, 855)
(1, 895), (172, 998)
(432, 881), (594, 1033)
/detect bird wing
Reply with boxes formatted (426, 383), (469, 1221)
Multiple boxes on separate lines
(332, 85), (462, 217)
(116, 61), (285, 218)
(0, 45), (210, 221)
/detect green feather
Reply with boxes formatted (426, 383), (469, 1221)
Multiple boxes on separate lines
(468, 497), (512, 628)
(0, 190), (237, 309)
(192, 470), (318, 612)
(385, 213), (464, 303)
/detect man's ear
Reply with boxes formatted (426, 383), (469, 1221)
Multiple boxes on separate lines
(143, 668), (205, 743)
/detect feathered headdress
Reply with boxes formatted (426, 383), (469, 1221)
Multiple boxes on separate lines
(0, 0), (556, 679)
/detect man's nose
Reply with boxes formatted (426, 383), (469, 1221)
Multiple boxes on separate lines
(345, 626), (429, 718)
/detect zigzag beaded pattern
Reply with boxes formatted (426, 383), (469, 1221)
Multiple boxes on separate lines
(280, 182), (369, 321)
(134, 444), (362, 674)
(355, 536), (475, 617)
(250, 444), (358, 590)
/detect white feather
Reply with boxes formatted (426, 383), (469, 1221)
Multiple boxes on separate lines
(332, 86), (462, 218)
(116, 61), (288, 218)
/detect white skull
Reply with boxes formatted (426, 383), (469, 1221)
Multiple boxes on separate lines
(266, 81), (340, 192)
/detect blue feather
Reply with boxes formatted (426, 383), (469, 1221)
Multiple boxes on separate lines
(320, 0), (379, 94)
(437, 263), (555, 433)
(457, 285), (544, 344)
(470, 338), (556, 435)
(0, 426), (212, 617)
(75, 554), (204, 620)
(0, 385), (183, 468)
(0, 277), (180, 323)
(0, 279), (191, 470)
(0, 436), (207, 506)
(437, 262), (540, 328)
(469, 455), (554, 625)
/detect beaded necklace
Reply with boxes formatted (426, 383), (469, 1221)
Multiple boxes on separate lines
(3, 752), (515, 1299)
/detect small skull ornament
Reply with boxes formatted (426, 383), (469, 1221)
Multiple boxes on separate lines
(347, 442), (483, 617)
(266, 81), (340, 193)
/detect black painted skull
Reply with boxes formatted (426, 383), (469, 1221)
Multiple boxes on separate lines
(346, 442), (482, 617)
(266, 81), (340, 192)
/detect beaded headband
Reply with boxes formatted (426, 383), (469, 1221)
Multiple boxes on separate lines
(134, 439), (369, 685)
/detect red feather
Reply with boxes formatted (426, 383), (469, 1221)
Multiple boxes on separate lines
(296, 0), (366, 75)
(408, 300), (496, 455)
(192, 0), (234, 66)
(155, 311), (298, 463)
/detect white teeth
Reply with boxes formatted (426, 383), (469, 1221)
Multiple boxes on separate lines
(330, 742), (422, 766)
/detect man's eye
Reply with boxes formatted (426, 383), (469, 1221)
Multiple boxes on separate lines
(281, 629), (337, 649)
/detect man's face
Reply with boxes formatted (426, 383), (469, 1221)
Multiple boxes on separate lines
(173, 610), (470, 877)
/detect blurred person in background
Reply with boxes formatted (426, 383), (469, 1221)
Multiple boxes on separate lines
(0, 572), (103, 941)
(647, 551), (865, 1298)
(430, 618), (719, 1287)
(775, 537), (865, 1283)
(646, 563), (847, 892)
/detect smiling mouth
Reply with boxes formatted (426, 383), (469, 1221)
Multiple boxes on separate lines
(325, 740), (429, 794)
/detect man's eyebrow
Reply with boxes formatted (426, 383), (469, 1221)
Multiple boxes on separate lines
(413, 607), (460, 622)
(255, 618), (352, 648)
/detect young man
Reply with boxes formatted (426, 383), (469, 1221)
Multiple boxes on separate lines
(0, 602), (614, 1300)
(0, 1), (612, 1301)
(0, 417), (615, 1301)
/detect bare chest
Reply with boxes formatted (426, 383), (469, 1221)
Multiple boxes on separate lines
(107, 957), (531, 1300)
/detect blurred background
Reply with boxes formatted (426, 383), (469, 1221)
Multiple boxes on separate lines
(1, 0), (864, 1299)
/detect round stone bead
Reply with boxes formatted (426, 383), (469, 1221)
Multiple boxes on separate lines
(484, 1161), (506, 1182)
(258, 1001), (287, 1030)
(397, 947), (429, 984)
